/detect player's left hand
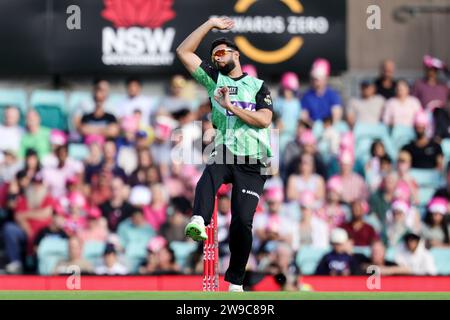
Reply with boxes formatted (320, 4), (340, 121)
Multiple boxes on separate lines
(214, 86), (232, 110)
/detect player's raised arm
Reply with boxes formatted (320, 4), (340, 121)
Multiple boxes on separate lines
(176, 17), (234, 74)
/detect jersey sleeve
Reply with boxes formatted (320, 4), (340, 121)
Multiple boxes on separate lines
(192, 61), (219, 92)
(255, 83), (273, 112)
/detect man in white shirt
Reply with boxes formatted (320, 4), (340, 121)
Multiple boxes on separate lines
(0, 106), (24, 156)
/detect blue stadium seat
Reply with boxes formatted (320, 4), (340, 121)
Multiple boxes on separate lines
(68, 143), (90, 161)
(125, 242), (148, 273)
(68, 91), (92, 115)
(37, 237), (69, 275)
(82, 240), (106, 268)
(353, 246), (371, 257)
(430, 247), (450, 275)
(170, 241), (198, 270)
(106, 93), (126, 115)
(30, 90), (67, 130)
(391, 125), (415, 152)
(296, 246), (330, 275)
(353, 123), (395, 163)
(385, 247), (396, 262)
(441, 139), (450, 169)
(312, 121), (324, 139)
(0, 88), (27, 125)
(334, 121), (350, 134)
(409, 169), (445, 188)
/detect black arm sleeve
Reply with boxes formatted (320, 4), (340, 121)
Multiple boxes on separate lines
(199, 61), (219, 83)
(255, 83), (273, 112)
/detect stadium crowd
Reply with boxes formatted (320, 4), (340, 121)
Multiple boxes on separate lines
(0, 54), (449, 286)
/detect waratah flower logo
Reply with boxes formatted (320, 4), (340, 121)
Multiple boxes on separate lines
(102, 0), (176, 28)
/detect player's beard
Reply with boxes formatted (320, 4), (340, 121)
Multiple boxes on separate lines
(216, 59), (236, 75)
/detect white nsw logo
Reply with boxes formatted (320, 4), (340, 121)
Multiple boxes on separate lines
(242, 189), (260, 200)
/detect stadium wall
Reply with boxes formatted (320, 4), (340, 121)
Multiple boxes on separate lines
(0, 276), (449, 292)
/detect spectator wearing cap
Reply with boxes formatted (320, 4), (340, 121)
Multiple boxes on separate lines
(19, 109), (51, 160)
(41, 129), (69, 168)
(356, 240), (409, 276)
(298, 191), (329, 249)
(421, 197), (450, 248)
(382, 80), (422, 127)
(42, 144), (84, 198)
(156, 75), (194, 120)
(401, 111), (444, 170)
(139, 237), (181, 275)
(301, 58), (343, 123)
(79, 85), (119, 141)
(78, 206), (109, 242)
(61, 191), (90, 236)
(315, 228), (359, 276)
(274, 72), (301, 136)
(395, 232), (437, 275)
(99, 176), (135, 233)
(347, 80), (385, 128)
(317, 176), (349, 229)
(412, 55), (449, 112)
(286, 153), (325, 204)
(254, 186), (298, 252)
(339, 199), (378, 246)
(94, 243), (128, 275)
(375, 59), (398, 99)
(386, 199), (421, 247)
(283, 128), (327, 181)
(331, 150), (368, 204)
(116, 77), (156, 127)
(53, 236), (94, 275)
(0, 106), (24, 156)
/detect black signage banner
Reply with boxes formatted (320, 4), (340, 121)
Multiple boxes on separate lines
(0, 0), (347, 77)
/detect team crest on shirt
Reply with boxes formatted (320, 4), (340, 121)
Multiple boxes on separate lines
(264, 94), (272, 106)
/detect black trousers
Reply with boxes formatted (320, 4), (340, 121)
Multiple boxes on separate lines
(193, 148), (268, 285)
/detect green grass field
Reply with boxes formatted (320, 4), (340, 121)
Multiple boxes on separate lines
(0, 291), (449, 300)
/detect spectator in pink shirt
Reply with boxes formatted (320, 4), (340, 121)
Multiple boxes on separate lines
(79, 207), (109, 242)
(144, 184), (168, 232)
(412, 55), (449, 112)
(383, 80), (422, 127)
(317, 176), (349, 229)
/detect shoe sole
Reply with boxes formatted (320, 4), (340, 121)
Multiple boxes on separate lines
(185, 224), (207, 242)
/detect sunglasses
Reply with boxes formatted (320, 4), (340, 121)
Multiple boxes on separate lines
(212, 48), (234, 59)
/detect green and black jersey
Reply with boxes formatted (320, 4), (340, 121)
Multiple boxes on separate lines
(192, 61), (273, 161)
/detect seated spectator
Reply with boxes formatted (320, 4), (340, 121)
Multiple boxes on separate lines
(19, 109), (51, 160)
(84, 135), (104, 169)
(262, 243), (299, 291)
(78, 207), (109, 242)
(365, 140), (391, 192)
(317, 176), (349, 229)
(331, 150), (368, 204)
(412, 55), (449, 112)
(157, 75), (194, 119)
(42, 144), (84, 198)
(33, 212), (68, 249)
(94, 243), (128, 275)
(301, 59), (342, 123)
(395, 232), (437, 275)
(16, 149), (41, 191)
(139, 237), (181, 275)
(0, 106), (24, 156)
(394, 150), (419, 204)
(79, 89), (119, 141)
(217, 187), (232, 256)
(254, 187), (298, 251)
(2, 173), (54, 273)
(433, 94), (450, 142)
(369, 173), (398, 230)
(117, 207), (156, 251)
(402, 111), (444, 170)
(274, 72), (301, 136)
(53, 236), (93, 275)
(61, 191), (89, 236)
(356, 240), (409, 275)
(386, 200), (422, 247)
(298, 191), (329, 248)
(382, 80), (422, 127)
(117, 77), (156, 126)
(375, 59), (397, 100)
(99, 176), (134, 233)
(434, 166), (450, 200)
(286, 153), (325, 204)
(421, 197), (450, 248)
(315, 228), (359, 276)
(116, 115), (141, 175)
(72, 79), (111, 139)
(160, 196), (192, 242)
(128, 148), (154, 187)
(340, 199), (379, 246)
(143, 184), (168, 232)
(0, 150), (22, 184)
(318, 117), (340, 157)
(347, 80), (385, 127)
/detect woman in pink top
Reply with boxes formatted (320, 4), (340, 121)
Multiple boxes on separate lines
(383, 80), (422, 127)
(317, 176), (349, 229)
(286, 153), (325, 204)
(144, 184), (169, 232)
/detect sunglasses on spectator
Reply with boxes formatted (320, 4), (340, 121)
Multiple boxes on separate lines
(212, 48), (234, 59)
